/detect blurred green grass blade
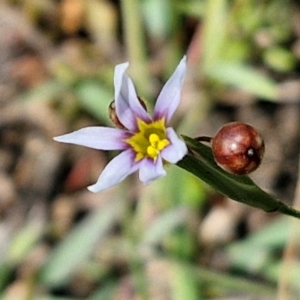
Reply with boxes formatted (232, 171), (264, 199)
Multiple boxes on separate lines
(164, 259), (276, 297)
(140, 207), (188, 247)
(1, 295), (75, 300)
(263, 46), (297, 72)
(7, 222), (43, 265)
(161, 164), (206, 208)
(142, 0), (171, 38)
(22, 80), (67, 102)
(225, 217), (296, 272)
(202, 0), (227, 73)
(230, 216), (292, 249)
(171, 263), (200, 300)
(208, 62), (278, 100)
(177, 1), (205, 18)
(265, 261), (300, 294)
(121, 0), (152, 98)
(177, 136), (300, 219)
(0, 263), (12, 292)
(87, 280), (118, 300)
(74, 80), (112, 123)
(190, 263), (276, 296)
(33, 297), (76, 300)
(40, 200), (123, 287)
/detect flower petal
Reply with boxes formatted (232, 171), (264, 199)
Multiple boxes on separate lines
(139, 156), (166, 184)
(154, 56), (187, 122)
(161, 128), (188, 163)
(114, 62), (151, 131)
(53, 127), (129, 150)
(88, 149), (140, 192)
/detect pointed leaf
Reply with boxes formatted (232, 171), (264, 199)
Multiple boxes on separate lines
(40, 200), (123, 287)
(208, 62), (278, 100)
(177, 136), (300, 219)
(75, 80), (112, 123)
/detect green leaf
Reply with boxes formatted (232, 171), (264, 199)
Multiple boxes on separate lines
(0, 263), (12, 291)
(177, 1), (205, 18)
(22, 80), (67, 102)
(33, 297), (76, 300)
(142, 0), (172, 38)
(170, 263), (200, 300)
(163, 259), (276, 297)
(1, 294), (76, 300)
(160, 164), (206, 208)
(7, 221), (43, 265)
(86, 280), (118, 300)
(225, 217), (292, 272)
(202, 0), (228, 73)
(208, 61), (278, 100)
(39, 200), (123, 287)
(263, 46), (297, 72)
(140, 207), (188, 247)
(264, 260), (300, 293)
(177, 136), (300, 219)
(74, 80), (112, 123)
(225, 216), (300, 295)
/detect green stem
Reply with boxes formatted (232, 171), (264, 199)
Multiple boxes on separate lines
(277, 202), (300, 220)
(120, 183), (149, 299)
(120, 0), (152, 98)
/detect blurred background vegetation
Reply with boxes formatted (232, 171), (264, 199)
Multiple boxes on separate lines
(1, 0), (300, 299)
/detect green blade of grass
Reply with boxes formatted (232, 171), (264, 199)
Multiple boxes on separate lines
(208, 61), (278, 100)
(75, 80), (112, 123)
(202, 0), (228, 73)
(39, 199), (123, 287)
(86, 280), (118, 300)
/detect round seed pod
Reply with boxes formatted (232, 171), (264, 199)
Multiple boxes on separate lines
(212, 122), (265, 175)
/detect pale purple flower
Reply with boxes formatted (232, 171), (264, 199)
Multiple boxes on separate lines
(54, 56), (188, 192)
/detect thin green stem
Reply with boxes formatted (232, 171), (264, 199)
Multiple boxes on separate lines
(120, 0), (152, 98)
(164, 0), (183, 77)
(277, 148), (300, 298)
(120, 183), (149, 299)
(277, 202), (300, 221)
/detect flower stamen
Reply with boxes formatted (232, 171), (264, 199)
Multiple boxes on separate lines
(125, 119), (170, 161)
(147, 133), (169, 158)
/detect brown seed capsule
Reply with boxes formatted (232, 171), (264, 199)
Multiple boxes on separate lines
(108, 101), (126, 129)
(108, 97), (147, 129)
(211, 122), (265, 175)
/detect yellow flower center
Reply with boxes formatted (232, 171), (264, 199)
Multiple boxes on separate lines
(125, 119), (170, 161)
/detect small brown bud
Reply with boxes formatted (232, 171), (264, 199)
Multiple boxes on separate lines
(108, 97), (147, 129)
(108, 101), (125, 129)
